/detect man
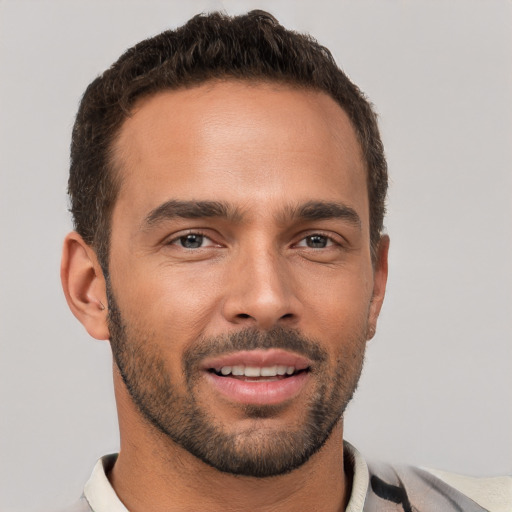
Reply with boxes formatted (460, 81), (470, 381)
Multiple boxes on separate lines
(60, 10), (511, 512)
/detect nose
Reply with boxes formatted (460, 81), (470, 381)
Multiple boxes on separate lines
(221, 243), (301, 330)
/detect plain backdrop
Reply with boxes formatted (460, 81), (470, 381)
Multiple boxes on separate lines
(1, 1), (511, 511)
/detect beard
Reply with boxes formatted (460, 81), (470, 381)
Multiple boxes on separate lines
(107, 285), (367, 478)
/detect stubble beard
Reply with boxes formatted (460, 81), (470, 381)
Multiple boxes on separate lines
(107, 285), (367, 478)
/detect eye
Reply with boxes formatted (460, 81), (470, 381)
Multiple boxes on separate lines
(171, 233), (216, 249)
(296, 234), (334, 249)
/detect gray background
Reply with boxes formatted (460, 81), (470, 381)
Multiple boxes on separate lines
(1, 1), (511, 511)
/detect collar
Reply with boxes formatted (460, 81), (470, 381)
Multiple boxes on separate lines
(344, 441), (369, 512)
(84, 453), (128, 512)
(84, 442), (369, 512)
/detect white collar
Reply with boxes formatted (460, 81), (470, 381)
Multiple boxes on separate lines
(84, 453), (128, 512)
(344, 441), (369, 512)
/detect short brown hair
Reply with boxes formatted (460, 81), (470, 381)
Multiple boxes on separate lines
(69, 10), (387, 271)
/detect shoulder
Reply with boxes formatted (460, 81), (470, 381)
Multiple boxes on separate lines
(423, 468), (512, 512)
(367, 460), (512, 512)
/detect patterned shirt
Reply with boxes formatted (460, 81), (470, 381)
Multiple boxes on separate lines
(61, 443), (512, 511)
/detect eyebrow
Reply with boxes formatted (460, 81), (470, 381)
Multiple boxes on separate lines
(142, 199), (361, 229)
(288, 201), (361, 228)
(143, 200), (242, 228)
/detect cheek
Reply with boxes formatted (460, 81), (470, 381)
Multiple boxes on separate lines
(115, 264), (224, 340)
(298, 267), (374, 332)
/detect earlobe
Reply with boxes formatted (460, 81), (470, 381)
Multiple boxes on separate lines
(367, 235), (390, 340)
(61, 232), (110, 340)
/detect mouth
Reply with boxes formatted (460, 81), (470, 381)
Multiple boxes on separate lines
(201, 350), (312, 405)
(209, 364), (308, 380)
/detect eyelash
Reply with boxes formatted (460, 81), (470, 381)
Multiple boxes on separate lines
(167, 230), (218, 249)
(166, 231), (342, 250)
(295, 233), (339, 249)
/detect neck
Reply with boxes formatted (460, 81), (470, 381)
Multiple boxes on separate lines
(110, 371), (350, 512)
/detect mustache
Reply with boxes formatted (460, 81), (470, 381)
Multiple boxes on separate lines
(184, 326), (328, 372)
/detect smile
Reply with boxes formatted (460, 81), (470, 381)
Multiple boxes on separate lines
(211, 364), (306, 379)
(201, 349), (312, 405)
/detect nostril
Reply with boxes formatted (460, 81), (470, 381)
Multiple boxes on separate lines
(237, 313), (251, 319)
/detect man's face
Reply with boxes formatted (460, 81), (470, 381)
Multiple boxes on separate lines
(106, 81), (387, 477)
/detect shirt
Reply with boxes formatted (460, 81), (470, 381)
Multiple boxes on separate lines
(62, 442), (512, 511)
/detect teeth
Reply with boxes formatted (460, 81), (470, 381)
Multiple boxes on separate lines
(276, 365), (287, 375)
(260, 365), (277, 377)
(232, 365), (244, 376)
(217, 365), (297, 377)
(244, 366), (261, 377)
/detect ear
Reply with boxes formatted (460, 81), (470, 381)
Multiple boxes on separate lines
(367, 235), (390, 340)
(61, 231), (110, 340)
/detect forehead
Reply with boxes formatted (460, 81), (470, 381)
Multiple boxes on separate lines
(112, 80), (368, 227)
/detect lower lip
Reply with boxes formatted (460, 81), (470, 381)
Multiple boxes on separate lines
(204, 371), (309, 405)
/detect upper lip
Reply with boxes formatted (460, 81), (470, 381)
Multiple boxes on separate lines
(201, 349), (312, 371)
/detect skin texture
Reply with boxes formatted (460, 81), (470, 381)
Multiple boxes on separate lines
(61, 81), (389, 512)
